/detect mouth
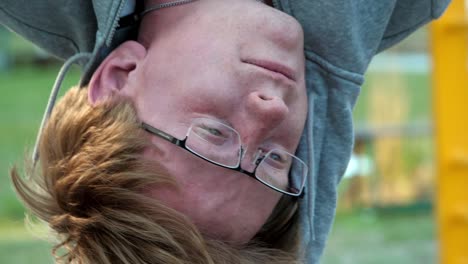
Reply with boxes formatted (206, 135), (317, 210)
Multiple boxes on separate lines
(242, 59), (296, 82)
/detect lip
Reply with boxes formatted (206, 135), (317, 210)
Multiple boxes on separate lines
(242, 59), (296, 82)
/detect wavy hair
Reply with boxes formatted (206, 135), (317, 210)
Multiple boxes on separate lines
(11, 86), (302, 264)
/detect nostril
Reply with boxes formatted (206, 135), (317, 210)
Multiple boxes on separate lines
(247, 92), (289, 124)
(254, 91), (278, 102)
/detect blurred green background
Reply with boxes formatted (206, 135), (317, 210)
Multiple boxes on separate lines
(0, 26), (436, 263)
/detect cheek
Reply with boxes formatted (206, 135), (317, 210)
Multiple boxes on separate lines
(141, 140), (283, 243)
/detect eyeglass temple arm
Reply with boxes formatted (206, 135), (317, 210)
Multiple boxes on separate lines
(141, 122), (183, 146)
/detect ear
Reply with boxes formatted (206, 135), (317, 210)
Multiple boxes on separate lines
(88, 41), (147, 104)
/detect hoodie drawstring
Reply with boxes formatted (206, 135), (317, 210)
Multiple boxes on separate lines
(32, 52), (92, 166)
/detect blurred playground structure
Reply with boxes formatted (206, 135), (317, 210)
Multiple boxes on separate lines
(337, 1), (468, 263)
(432, 1), (468, 262)
(0, 1), (466, 263)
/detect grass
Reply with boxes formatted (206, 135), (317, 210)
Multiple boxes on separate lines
(322, 211), (436, 264)
(0, 65), (81, 220)
(0, 63), (80, 264)
(0, 240), (53, 264)
(0, 220), (53, 263)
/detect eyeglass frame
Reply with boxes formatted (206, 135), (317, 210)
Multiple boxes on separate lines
(140, 121), (307, 197)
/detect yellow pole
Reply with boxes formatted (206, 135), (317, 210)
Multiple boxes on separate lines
(431, 1), (468, 263)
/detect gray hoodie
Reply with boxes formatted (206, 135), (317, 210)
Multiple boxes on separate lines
(0, 0), (450, 263)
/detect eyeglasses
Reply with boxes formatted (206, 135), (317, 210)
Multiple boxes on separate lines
(141, 118), (308, 197)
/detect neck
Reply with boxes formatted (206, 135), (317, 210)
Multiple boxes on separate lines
(138, 0), (197, 47)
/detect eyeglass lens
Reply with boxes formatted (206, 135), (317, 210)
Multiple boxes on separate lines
(185, 118), (306, 195)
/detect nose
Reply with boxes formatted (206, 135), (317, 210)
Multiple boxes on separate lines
(246, 91), (289, 130)
(240, 91), (289, 172)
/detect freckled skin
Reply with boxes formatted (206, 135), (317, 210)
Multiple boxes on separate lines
(129, 0), (307, 244)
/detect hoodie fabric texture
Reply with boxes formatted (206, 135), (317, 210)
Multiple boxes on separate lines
(0, 0), (450, 263)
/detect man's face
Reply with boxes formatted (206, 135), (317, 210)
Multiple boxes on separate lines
(127, 0), (307, 244)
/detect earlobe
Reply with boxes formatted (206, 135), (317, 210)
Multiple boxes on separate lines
(88, 41), (147, 105)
